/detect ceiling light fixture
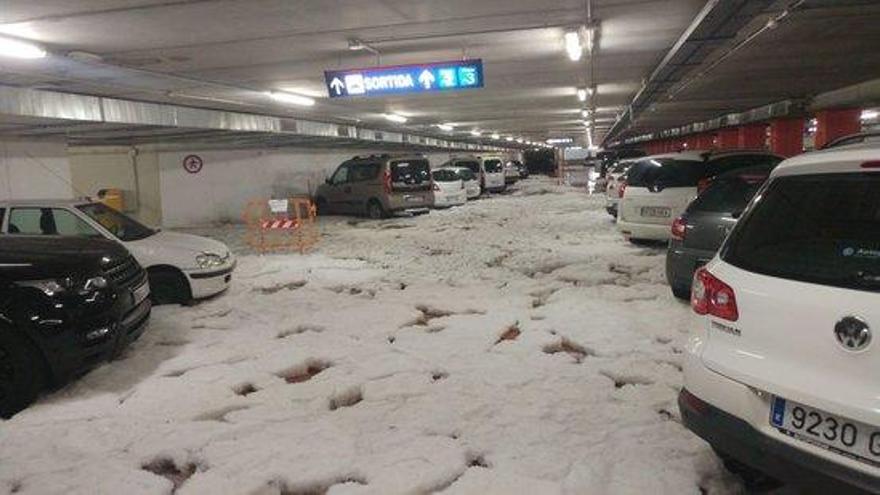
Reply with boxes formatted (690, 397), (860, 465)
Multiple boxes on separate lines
(505, 136), (515, 142)
(0, 35), (47, 59)
(564, 30), (583, 62)
(470, 130), (481, 137)
(268, 91), (316, 107)
(436, 124), (454, 131)
(492, 133), (501, 140)
(384, 113), (408, 124)
(577, 88), (588, 102)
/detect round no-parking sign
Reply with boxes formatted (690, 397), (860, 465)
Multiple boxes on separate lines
(183, 154), (204, 174)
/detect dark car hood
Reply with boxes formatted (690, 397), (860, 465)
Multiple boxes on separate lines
(0, 236), (130, 281)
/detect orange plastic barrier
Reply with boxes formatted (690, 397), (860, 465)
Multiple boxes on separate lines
(242, 197), (319, 253)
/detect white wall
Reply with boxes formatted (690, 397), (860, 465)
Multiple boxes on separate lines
(157, 148), (457, 227)
(0, 140), (73, 200)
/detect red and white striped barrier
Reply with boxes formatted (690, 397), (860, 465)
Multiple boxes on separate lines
(260, 219), (300, 230)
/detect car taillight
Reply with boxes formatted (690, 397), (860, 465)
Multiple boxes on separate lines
(697, 178), (711, 194)
(861, 161), (880, 169)
(383, 170), (392, 194)
(671, 216), (687, 240)
(618, 182), (627, 198)
(432, 182), (440, 192)
(691, 268), (739, 321)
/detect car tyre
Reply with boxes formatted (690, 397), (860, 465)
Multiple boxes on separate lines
(149, 268), (192, 306)
(0, 331), (48, 418)
(366, 199), (386, 220)
(315, 197), (328, 215)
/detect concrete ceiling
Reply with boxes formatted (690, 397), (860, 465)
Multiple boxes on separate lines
(0, 0), (705, 146)
(0, 0), (877, 148)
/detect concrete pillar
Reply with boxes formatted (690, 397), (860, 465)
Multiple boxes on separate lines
(717, 128), (739, 149)
(814, 109), (861, 149)
(769, 118), (804, 157)
(738, 124), (767, 149)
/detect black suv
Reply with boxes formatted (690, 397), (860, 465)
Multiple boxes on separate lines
(0, 236), (151, 417)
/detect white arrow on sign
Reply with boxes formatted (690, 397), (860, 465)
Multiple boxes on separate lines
(418, 69), (436, 89)
(330, 77), (346, 95)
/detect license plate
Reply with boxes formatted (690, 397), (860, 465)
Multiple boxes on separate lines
(405, 196), (423, 203)
(132, 281), (150, 306)
(771, 396), (880, 467)
(641, 206), (671, 218)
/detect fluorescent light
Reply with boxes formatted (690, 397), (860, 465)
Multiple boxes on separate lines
(577, 88), (588, 102)
(470, 130), (481, 137)
(505, 136), (515, 142)
(581, 109), (591, 118)
(516, 138), (524, 143)
(492, 133), (501, 140)
(384, 113), (408, 124)
(268, 91), (315, 107)
(0, 35), (46, 59)
(861, 110), (879, 121)
(348, 39), (365, 51)
(436, 124), (454, 131)
(564, 31), (582, 62)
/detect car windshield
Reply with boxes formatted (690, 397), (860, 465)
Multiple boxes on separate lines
(391, 159), (430, 185)
(77, 203), (156, 241)
(432, 169), (459, 182)
(455, 168), (476, 181)
(626, 158), (705, 188)
(688, 175), (767, 214)
(722, 173), (880, 292)
(484, 159), (503, 173)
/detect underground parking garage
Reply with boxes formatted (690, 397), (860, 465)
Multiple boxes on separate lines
(1, 1), (880, 493)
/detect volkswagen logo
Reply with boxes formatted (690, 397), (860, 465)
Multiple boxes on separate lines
(834, 316), (872, 352)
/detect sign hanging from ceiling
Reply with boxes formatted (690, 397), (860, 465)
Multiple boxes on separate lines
(324, 59), (484, 98)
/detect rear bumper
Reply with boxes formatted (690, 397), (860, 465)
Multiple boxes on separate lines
(433, 192), (467, 207)
(616, 219), (670, 241)
(665, 242), (715, 291)
(680, 388), (878, 494)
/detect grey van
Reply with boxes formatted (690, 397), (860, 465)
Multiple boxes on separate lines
(315, 154), (434, 219)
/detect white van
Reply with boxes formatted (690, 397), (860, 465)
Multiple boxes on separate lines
(441, 156), (505, 194)
(680, 138), (880, 492)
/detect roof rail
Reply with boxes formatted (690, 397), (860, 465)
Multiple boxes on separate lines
(821, 132), (880, 150)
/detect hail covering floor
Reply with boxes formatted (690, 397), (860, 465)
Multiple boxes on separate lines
(0, 178), (750, 494)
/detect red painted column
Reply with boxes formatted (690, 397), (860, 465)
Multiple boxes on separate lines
(738, 124), (767, 149)
(717, 128), (739, 149)
(769, 118), (804, 157)
(815, 109), (861, 149)
(695, 133), (715, 150)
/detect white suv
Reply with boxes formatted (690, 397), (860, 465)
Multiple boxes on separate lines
(680, 139), (880, 492)
(617, 151), (782, 241)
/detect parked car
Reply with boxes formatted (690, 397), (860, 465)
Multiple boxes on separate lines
(504, 160), (521, 184)
(665, 164), (777, 299)
(512, 160), (529, 179)
(0, 236), (151, 417)
(0, 200), (234, 306)
(431, 168), (467, 208)
(604, 159), (638, 217)
(617, 150), (783, 242)
(446, 166), (481, 199)
(479, 156), (507, 192)
(680, 140), (880, 492)
(316, 154), (433, 219)
(440, 156), (505, 193)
